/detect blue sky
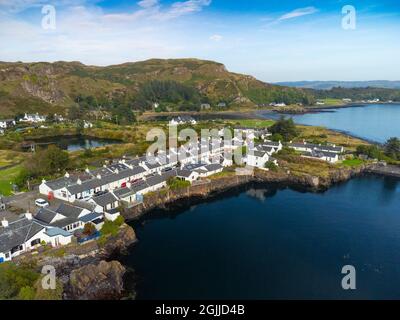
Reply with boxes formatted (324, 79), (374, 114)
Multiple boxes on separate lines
(0, 0), (399, 82)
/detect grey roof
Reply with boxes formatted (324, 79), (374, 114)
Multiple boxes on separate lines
(183, 163), (207, 171)
(125, 156), (146, 167)
(51, 217), (79, 229)
(256, 145), (275, 153)
(66, 178), (103, 195)
(144, 161), (162, 170)
(107, 163), (130, 173)
(91, 192), (118, 207)
(0, 218), (45, 253)
(289, 142), (343, 153)
(131, 181), (150, 193)
(205, 163), (223, 172)
(73, 200), (96, 211)
(90, 167), (114, 177)
(79, 212), (103, 223)
(263, 141), (281, 147)
(146, 174), (166, 187)
(176, 169), (194, 178)
(303, 150), (338, 159)
(35, 208), (57, 224)
(113, 187), (135, 199)
(56, 203), (84, 219)
(131, 166), (146, 175)
(45, 227), (71, 237)
(253, 150), (268, 158)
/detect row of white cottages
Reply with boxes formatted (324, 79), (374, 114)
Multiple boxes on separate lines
(287, 141), (344, 163)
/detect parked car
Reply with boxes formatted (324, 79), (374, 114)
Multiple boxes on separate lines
(35, 198), (49, 208)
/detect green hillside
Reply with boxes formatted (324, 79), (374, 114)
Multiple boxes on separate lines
(0, 59), (314, 117)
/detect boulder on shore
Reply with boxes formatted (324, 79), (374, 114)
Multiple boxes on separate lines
(67, 260), (126, 300)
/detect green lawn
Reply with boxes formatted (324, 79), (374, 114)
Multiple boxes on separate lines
(341, 159), (365, 167)
(320, 98), (345, 106)
(0, 165), (22, 196)
(227, 119), (275, 128)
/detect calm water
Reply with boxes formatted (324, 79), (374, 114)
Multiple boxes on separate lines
(260, 104), (400, 143)
(123, 175), (400, 300)
(33, 136), (121, 152)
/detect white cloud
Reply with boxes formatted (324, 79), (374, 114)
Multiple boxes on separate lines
(278, 6), (318, 21)
(209, 34), (222, 42)
(138, 0), (159, 9)
(165, 0), (211, 19)
(103, 0), (211, 22)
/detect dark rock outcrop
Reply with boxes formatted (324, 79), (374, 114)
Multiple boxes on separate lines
(100, 225), (137, 259)
(123, 164), (375, 220)
(66, 260), (126, 300)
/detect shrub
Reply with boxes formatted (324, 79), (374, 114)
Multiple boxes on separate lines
(114, 215), (125, 227)
(264, 161), (278, 172)
(0, 262), (40, 300)
(167, 177), (191, 190)
(83, 223), (96, 236)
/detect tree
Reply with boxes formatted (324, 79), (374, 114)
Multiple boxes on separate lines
(269, 116), (299, 141)
(356, 145), (382, 160)
(264, 161), (278, 172)
(83, 223), (96, 236)
(384, 137), (400, 160)
(0, 262), (40, 300)
(20, 145), (69, 186)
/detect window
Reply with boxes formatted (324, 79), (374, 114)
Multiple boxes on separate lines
(11, 245), (23, 254)
(31, 239), (41, 247)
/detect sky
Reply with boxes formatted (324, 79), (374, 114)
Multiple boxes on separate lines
(0, 0), (399, 82)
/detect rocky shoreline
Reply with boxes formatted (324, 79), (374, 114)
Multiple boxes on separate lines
(15, 163), (386, 300)
(122, 164), (373, 221)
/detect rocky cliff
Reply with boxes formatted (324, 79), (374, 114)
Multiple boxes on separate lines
(123, 165), (373, 220)
(66, 260), (126, 300)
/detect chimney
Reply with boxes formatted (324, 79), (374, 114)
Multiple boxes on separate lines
(85, 167), (90, 174)
(77, 178), (82, 185)
(25, 212), (32, 220)
(1, 219), (9, 228)
(97, 174), (102, 180)
(65, 172), (70, 178)
(126, 182), (132, 188)
(42, 179), (47, 184)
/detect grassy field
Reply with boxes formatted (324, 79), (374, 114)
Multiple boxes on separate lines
(0, 150), (25, 168)
(0, 165), (22, 196)
(297, 125), (369, 151)
(340, 159), (365, 167)
(319, 98), (345, 106)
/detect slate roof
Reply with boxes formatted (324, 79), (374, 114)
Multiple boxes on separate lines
(56, 203), (84, 219)
(35, 208), (57, 224)
(146, 174), (166, 187)
(113, 187), (135, 199)
(91, 192), (118, 207)
(51, 217), (79, 229)
(0, 218), (45, 253)
(205, 163), (223, 172)
(176, 169), (194, 178)
(289, 142), (343, 153)
(79, 212), (103, 223)
(66, 178), (103, 195)
(252, 151), (268, 158)
(263, 141), (281, 147)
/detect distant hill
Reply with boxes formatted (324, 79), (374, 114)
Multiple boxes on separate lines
(275, 80), (400, 90)
(0, 59), (314, 117)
